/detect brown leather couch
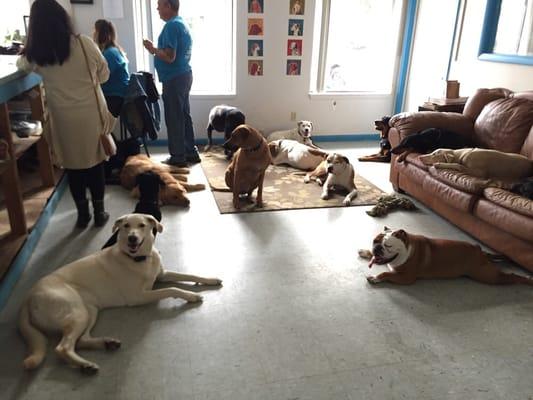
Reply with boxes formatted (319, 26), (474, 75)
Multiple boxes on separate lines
(388, 88), (533, 272)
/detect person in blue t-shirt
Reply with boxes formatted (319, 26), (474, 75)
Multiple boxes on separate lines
(93, 19), (130, 117)
(143, 0), (200, 167)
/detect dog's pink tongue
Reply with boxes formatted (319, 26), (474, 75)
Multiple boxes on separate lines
(368, 257), (376, 268)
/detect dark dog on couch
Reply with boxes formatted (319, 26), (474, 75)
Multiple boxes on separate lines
(102, 171), (164, 249)
(511, 177), (533, 200)
(206, 105), (246, 159)
(391, 127), (473, 162)
(358, 116), (392, 163)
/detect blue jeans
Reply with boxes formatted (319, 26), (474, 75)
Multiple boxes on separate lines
(162, 72), (197, 161)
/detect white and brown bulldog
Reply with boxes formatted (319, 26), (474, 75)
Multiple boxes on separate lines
(268, 139), (328, 170)
(359, 227), (533, 286)
(304, 153), (358, 206)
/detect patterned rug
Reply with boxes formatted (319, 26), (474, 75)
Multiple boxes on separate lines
(200, 146), (386, 214)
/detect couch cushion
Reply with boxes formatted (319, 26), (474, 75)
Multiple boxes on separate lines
(462, 88), (511, 121)
(474, 199), (533, 243)
(483, 187), (533, 218)
(422, 175), (477, 212)
(428, 167), (491, 195)
(520, 126), (533, 160)
(474, 97), (533, 153)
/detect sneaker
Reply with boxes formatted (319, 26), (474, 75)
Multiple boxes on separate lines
(162, 157), (188, 168)
(185, 153), (201, 164)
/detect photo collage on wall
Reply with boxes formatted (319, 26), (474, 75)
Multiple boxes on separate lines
(287, 0), (304, 76)
(248, 0), (264, 76)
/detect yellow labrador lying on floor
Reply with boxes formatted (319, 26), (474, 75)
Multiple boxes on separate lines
(19, 214), (221, 374)
(419, 148), (533, 180)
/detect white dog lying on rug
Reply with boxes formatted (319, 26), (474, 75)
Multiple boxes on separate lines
(267, 120), (314, 146)
(18, 214), (222, 374)
(268, 139), (328, 170)
(304, 153), (358, 206)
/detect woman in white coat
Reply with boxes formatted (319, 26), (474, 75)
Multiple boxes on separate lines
(18, 0), (112, 228)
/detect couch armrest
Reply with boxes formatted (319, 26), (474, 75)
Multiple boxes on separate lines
(389, 111), (474, 140)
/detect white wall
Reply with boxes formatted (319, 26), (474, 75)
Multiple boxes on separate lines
(449, 0), (533, 94)
(67, 0), (394, 139)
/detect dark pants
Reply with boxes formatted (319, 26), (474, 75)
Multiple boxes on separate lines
(162, 72), (197, 162)
(105, 95), (124, 118)
(66, 162), (106, 203)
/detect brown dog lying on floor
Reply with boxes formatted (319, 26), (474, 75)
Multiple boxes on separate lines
(223, 124), (271, 209)
(359, 227), (533, 286)
(120, 155), (205, 207)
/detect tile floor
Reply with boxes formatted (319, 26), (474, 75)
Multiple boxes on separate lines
(0, 142), (532, 400)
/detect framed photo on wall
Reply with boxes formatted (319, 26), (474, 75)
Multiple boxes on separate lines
(248, 40), (263, 57)
(288, 19), (303, 36)
(248, 0), (263, 14)
(248, 60), (263, 76)
(248, 18), (264, 36)
(287, 39), (302, 56)
(286, 60), (301, 75)
(289, 0), (304, 15)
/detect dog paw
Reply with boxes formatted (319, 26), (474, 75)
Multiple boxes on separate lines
(204, 278), (222, 286)
(80, 362), (100, 375)
(342, 199), (351, 206)
(186, 293), (203, 303)
(321, 193), (329, 200)
(303, 176), (310, 183)
(366, 276), (381, 284)
(317, 180), (324, 187)
(104, 339), (121, 351)
(358, 249), (372, 260)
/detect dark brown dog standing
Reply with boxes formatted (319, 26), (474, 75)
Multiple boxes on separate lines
(361, 227), (533, 286)
(224, 124), (271, 209)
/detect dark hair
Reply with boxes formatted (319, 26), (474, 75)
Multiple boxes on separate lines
(23, 0), (74, 66)
(94, 19), (124, 54)
(167, 0), (180, 12)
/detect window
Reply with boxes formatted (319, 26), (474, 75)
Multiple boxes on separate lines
(315, 0), (403, 93)
(0, 2), (29, 46)
(150, 0), (235, 95)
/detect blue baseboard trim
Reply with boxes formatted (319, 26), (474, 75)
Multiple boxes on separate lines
(0, 175), (67, 312)
(148, 133), (380, 147)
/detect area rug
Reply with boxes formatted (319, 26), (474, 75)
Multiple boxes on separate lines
(200, 146), (386, 214)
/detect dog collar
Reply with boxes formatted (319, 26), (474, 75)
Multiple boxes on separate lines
(133, 256), (147, 262)
(244, 139), (263, 152)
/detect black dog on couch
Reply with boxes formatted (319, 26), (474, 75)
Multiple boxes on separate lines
(391, 127), (474, 162)
(511, 177), (533, 200)
(206, 104), (246, 159)
(102, 171), (163, 249)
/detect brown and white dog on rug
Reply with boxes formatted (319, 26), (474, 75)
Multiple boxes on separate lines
(358, 116), (392, 163)
(120, 154), (205, 207)
(223, 124), (271, 209)
(359, 227), (533, 286)
(304, 153), (358, 206)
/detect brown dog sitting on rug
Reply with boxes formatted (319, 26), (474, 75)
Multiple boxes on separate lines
(358, 116), (392, 163)
(359, 227), (533, 286)
(120, 155), (205, 207)
(223, 124), (271, 209)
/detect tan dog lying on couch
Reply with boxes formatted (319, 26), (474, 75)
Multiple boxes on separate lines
(120, 155), (205, 207)
(418, 148), (533, 180)
(359, 227), (533, 286)
(224, 124), (271, 209)
(19, 214), (222, 373)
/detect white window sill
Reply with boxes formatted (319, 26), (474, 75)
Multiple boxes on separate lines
(190, 93), (237, 100)
(308, 92), (391, 100)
